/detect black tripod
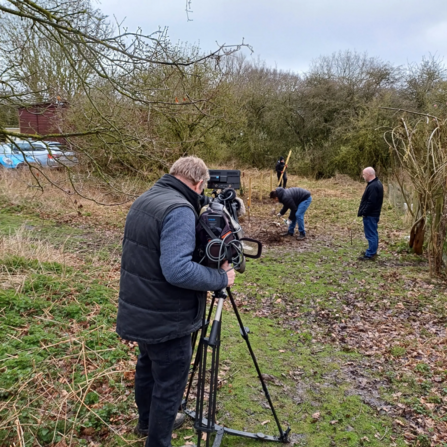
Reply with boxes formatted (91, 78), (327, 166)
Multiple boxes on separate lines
(183, 287), (290, 447)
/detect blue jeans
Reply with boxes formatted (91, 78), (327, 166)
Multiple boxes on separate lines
(288, 196), (312, 235)
(363, 216), (379, 257)
(135, 335), (192, 447)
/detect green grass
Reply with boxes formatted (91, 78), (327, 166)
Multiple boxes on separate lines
(0, 256), (132, 445)
(1, 245), (411, 446)
(1, 176), (445, 446)
(179, 314), (402, 447)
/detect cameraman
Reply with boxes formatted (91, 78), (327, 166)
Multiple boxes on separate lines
(116, 156), (235, 447)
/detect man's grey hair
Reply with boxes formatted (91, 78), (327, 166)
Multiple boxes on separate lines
(169, 156), (209, 185)
(364, 167), (376, 177)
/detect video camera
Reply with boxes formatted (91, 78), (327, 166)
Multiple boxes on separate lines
(206, 170), (242, 225)
(196, 170), (261, 272)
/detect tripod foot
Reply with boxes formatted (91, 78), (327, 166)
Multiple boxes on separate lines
(279, 427), (291, 443)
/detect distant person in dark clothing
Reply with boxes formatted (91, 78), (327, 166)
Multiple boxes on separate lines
(275, 156), (288, 188)
(357, 167), (384, 261)
(270, 187), (312, 240)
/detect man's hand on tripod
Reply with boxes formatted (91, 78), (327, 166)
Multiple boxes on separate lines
(222, 261), (235, 287)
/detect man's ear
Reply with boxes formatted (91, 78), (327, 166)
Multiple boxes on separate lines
(194, 179), (204, 193)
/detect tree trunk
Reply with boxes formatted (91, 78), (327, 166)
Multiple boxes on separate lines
(409, 218), (425, 255)
(434, 183), (447, 274)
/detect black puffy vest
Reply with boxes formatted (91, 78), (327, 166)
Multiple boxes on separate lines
(116, 175), (206, 344)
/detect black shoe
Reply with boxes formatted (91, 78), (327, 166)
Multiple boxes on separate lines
(173, 413), (186, 429)
(359, 251), (377, 260)
(134, 422), (149, 437)
(297, 233), (306, 241)
(281, 232), (294, 237)
(357, 254), (376, 261)
(134, 413), (186, 437)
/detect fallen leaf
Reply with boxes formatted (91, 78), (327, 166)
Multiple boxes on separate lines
(312, 412), (321, 421)
(261, 420), (270, 425)
(123, 371), (135, 381)
(81, 427), (95, 436)
(261, 374), (276, 382)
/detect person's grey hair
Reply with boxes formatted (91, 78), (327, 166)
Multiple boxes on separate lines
(169, 156), (209, 185)
(364, 167), (375, 177)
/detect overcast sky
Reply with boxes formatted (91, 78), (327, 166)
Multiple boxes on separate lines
(99, 0), (447, 73)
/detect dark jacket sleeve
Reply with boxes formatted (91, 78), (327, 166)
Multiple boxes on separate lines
(160, 207), (228, 291)
(275, 161), (282, 173)
(358, 188), (369, 217)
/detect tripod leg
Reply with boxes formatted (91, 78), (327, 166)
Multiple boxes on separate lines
(196, 308), (222, 447)
(195, 335), (207, 446)
(184, 295), (216, 408)
(207, 314), (221, 446)
(226, 287), (289, 442)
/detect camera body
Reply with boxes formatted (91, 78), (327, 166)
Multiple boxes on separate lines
(196, 170), (261, 272)
(206, 170), (243, 230)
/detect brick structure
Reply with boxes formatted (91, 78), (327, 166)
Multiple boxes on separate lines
(18, 102), (67, 142)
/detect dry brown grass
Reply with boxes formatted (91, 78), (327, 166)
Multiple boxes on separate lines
(0, 226), (81, 266)
(0, 169), (137, 228)
(0, 167), (365, 223)
(236, 169), (363, 201)
(0, 226), (82, 294)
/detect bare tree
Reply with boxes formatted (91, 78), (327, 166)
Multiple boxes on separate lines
(0, 0), (245, 200)
(386, 112), (447, 275)
(0, 0), (113, 103)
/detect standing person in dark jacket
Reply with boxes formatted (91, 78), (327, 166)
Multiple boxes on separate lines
(116, 156), (235, 447)
(275, 156), (288, 188)
(270, 186), (312, 240)
(357, 167), (384, 261)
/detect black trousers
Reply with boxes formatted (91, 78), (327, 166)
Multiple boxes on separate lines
(135, 335), (192, 447)
(277, 171), (287, 188)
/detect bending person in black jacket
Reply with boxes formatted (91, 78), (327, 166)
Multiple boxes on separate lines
(270, 186), (312, 240)
(357, 167), (383, 260)
(275, 156), (288, 188)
